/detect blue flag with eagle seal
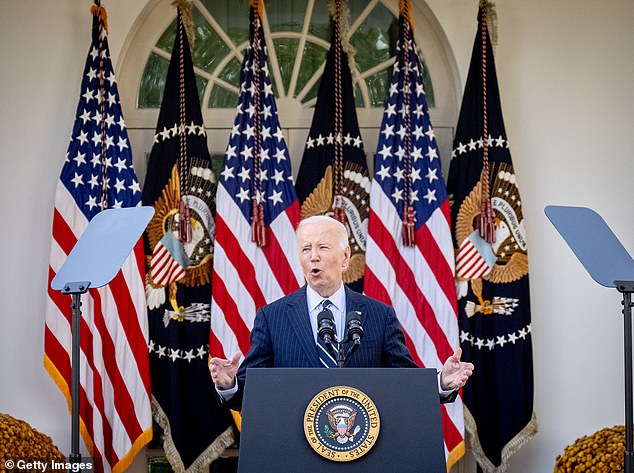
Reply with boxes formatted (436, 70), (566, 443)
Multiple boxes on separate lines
(446, 4), (537, 472)
(141, 6), (234, 472)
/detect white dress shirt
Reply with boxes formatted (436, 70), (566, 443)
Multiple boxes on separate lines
(306, 284), (346, 342)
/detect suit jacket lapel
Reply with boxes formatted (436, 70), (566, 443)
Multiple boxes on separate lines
(286, 286), (322, 367)
(343, 287), (367, 367)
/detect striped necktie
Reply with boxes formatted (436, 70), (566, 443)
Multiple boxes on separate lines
(316, 299), (337, 368)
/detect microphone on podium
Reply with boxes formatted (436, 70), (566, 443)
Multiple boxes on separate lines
(317, 308), (338, 359)
(346, 311), (364, 345)
(344, 311), (364, 362)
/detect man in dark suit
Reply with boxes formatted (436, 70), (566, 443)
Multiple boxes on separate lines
(209, 216), (473, 409)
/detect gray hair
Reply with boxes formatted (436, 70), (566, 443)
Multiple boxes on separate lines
(296, 215), (349, 250)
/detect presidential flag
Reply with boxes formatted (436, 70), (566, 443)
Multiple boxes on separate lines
(142, 4), (234, 471)
(446, 3), (537, 471)
(209, 0), (303, 362)
(363, 3), (464, 469)
(295, 0), (369, 294)
(44, 5), (152, 473)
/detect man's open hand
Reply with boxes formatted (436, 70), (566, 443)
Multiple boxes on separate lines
(208, 352), (241, 390)
(440, 348), (474, 391)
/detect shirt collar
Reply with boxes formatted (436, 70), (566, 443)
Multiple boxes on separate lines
(306, 284), (345, 314)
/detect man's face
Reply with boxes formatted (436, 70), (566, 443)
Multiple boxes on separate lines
(297, 220), (350, 298)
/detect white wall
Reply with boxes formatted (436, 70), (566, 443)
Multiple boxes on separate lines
(1, 1), (634, 473)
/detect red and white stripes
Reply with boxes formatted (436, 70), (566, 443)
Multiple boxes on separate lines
(209, 185), (302, 360)
(365, 180), (464, 463)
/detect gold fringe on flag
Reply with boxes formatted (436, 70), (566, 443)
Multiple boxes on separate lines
(464, 407), (538, 473)
(152, 398), (235, 473)
(172, 0), (195, 47)
(90, 4), (108, 34)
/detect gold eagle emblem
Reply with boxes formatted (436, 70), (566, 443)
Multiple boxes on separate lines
(327, 408), (357, 439)
(145, 164), (214, 289)
(145, 160), (216, 317)
(455, 162), (528, 316)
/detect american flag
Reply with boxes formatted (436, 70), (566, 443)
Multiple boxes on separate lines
(363, 8), (465, 470)
(456, 230), (496, 280)
(209, 2), (302, 362)
(44, 6), (152, 473)
(149, 232), (189, 286)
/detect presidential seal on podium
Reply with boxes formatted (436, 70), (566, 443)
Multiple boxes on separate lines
(303, 386), (380, 462)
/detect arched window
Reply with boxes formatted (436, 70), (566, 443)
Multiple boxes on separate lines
(137, 0), (436, 109)
(117, 0), (459, 183)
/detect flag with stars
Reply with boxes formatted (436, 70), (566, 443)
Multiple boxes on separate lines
(446, 3), (537, 471)
(44, 5), (152, 473)
(209, 0), (303, 364)
(295, 0), (370, 294)
(141, 6), (234, 471)
(363, 6), (464, 470)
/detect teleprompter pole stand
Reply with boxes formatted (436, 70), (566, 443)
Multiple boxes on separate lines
(50, 206), (155, 467)
(545, 205), (634, 473)
(61, 281), (91, 465)
(616, 280), (634, 473)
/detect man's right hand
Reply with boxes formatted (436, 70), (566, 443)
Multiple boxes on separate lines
(208, 352), (241, 390)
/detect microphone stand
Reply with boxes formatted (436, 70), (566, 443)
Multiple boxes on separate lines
(336, 336), (362, 368)
(321, 332), (345, 368)
(322, 311), (364, 368)
(345, 339), (361, 360)
(336, 339), (345, 368)
(324, 337), (340, 366)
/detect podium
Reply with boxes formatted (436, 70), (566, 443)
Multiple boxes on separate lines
(238, 368), (445, 473)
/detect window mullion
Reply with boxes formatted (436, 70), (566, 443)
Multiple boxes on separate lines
(260, 6), (286, 98)
(295, 60), (326, 103)
(347, 0), (380, 37)
(287, 0), (315, 99)
(357, 57), (395, 80)
(354, 78), (370, 109)
(194, 0), (244, 61)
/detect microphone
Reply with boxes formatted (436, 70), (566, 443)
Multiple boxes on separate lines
(342, 311), (363, 364)
(317, 308), (337, 356)
(345, 311), (364, 345)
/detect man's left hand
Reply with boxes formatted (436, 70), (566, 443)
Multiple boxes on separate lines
(440, 348), (474, 391)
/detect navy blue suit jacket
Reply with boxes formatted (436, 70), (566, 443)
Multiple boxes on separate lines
(225, 286), (452, 410)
